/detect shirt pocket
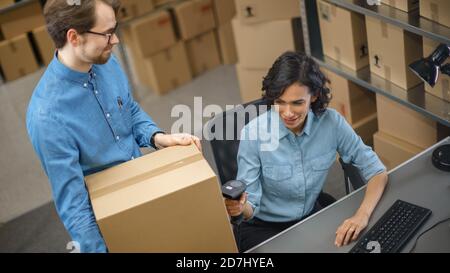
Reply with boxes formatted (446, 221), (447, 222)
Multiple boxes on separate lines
(308, 151), (336, 192)
(262, 164), (296, 197)
(118, 96), (133, 131)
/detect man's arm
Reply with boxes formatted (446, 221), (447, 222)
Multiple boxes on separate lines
(28, 116), (107, 252)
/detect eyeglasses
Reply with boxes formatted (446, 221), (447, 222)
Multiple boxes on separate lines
(85, 22), (118, 44)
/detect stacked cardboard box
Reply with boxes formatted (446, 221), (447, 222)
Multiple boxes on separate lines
(324, 68), (378, 146)
(0, 0), (13, 9)
(212, 0), (237, 65)
(380, 0), (419, 12)
(117, 0), (154, 22)
(173, 0), (221, 77)
(233, 0), (303, 102)
(32, 25), (55, 66)
(317, 0), (369, 71)
(0, 33), (39, 81)
(0, 1), (45, 81)
(420, 0), (450, 27)
(85, 144), (237, 253)
(366, 16), (423, 90)
(0, 1), (45, 39)
(121, 9), (192, 96)
(120, 0), (237, 97)
(374, 94), (437, 170)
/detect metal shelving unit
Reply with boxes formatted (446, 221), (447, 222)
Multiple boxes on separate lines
(300, 0), (450, 128)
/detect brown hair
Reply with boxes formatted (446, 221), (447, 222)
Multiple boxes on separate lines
(44, 0), (121, 49)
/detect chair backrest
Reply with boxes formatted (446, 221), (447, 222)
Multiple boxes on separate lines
(338, 157), (366, 194)
(205, 99), (268, 184)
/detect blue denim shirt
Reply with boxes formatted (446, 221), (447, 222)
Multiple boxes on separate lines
(26, 53), (162, 252)
(237, 108), (386, 222)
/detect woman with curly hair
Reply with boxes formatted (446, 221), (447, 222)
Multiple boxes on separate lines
(225, 51), (388, 252)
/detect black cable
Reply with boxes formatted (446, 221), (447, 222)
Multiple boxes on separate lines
(409, 217), (450, 253)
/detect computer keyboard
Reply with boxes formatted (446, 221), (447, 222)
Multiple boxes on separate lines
(349, 200), (432, 253)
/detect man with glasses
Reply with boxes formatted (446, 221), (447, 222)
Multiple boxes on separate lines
(26, 0), (200, 252)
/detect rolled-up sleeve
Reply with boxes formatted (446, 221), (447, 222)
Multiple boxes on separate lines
(335, 113), (386, 182)
(236, 127), (263, 220)
(28, 115), (107, 253)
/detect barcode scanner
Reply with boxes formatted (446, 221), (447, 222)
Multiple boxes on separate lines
(222, 180), (247, 225)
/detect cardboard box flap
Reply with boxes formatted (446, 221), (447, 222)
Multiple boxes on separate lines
(85, 145), (212, 218)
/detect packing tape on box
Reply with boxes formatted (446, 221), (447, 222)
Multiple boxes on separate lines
(88, 153), (203, 199)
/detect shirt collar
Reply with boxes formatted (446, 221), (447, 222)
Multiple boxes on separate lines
(274, 108), (315, 140)
(49, 51), (96, 86)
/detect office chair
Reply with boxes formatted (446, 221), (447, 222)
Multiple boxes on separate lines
(205, 98), (336, 208)
(338, 157), (366, 195)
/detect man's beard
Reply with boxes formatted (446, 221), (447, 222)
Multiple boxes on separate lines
(92, 48), (112, 64)
(84, 45), (113, 65)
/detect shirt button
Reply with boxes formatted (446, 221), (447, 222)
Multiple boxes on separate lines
(83, 83), (88, 88)
(116, 136), (120, 141)
(106, 113), (111, 118)
(95, 90), (99, 94)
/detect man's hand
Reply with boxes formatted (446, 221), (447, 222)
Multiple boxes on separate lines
(335, 211), (369, 247)
(224, 193), (247, 216)
(153, 133), (202, 151)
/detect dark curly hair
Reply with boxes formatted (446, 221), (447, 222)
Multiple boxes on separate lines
(262, 51), (331, 116)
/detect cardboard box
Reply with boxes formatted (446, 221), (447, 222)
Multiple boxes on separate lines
(232, 17), (303, 69)
(0, 0), (14, 9)
(32, 26), (54, 66)
(380, 0), (419, 12)
(420, 0), (450, 27)
(366, 16), (423, 90)
(173, 0), (216, 40)
(0, 1), (45, 39)
(185, 31), (221, 77)
(235, 0), (300, 24)
(0, 34), (39, 82)
(317, 0), (369, 71)
(117, 0), (154, 21)
(120, 10), (176, 58)
(423, 37), (450, 102)
(213, 0), (236, 26)
(352, 113), (378, 147)
(215, 22), (237, 65)
(85, 144), (237, 253)
(153, 0), (176, 7)
(144, 42), (192, 95)
(324, 68), (377, 125)
(376, 93), (437, 149)
(236, 63), (267, 103)
(374, 131), (423, 170)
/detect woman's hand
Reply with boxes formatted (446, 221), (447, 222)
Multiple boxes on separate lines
(335, 211), (369, 247)
(153, 133), (201, 151)
(224, 193), (248, 216)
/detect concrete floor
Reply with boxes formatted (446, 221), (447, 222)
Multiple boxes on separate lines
(0, 62), (346, 252)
